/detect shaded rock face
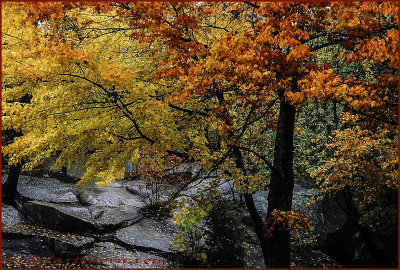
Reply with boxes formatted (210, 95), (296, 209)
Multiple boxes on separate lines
(2, 221), (94, 258)
(2, 174), (173, 268)
(2, 172), (347, 268)
(291, 179), (348, 245)
(321, 219), (359, 267)
(232, 178), (347, 246)
(115, 218), (176, 254)
(22, 201), (96, 233)
(219, 178), (347, 267)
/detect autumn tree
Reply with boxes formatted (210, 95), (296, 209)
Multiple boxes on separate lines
(306, 4), (398, 265)
(2, 2), (397, 267)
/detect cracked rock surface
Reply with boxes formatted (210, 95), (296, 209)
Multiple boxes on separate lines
(2, 174), (173, 268)
(2, 173), (344, 268)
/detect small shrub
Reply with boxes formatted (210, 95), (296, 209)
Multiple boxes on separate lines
(172, 194), (253, 267)
(203, 196), (253, 267)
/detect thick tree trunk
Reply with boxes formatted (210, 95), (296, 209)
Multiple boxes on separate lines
(2, 127), (24, 209)
(266, 98), (296, 267)
(2, 163), (23, 209)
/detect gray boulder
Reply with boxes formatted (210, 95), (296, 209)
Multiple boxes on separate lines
(114, 218), (175, 254)
(75, 182), (146, 207)
(124, 180), (153, 199)
(89, 205), (144, 232)
(292, 179), (348, 246)
(21, 200), (144, 233)
(2, 222), (94, 258)
(22, 201), (96, 233)
(167, 162), (202, 179)
(17, 175), (79, 203)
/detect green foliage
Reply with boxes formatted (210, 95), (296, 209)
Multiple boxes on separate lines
(293, 100), (343, 180)
(203, 196), (253, 267)
(171, 193), (253, 267)
(170, 184), (218, 265)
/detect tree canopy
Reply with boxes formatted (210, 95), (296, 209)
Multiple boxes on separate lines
(2, 2), (398, 268)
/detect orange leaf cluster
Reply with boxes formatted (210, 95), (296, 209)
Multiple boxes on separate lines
(265, 210), (314, 238)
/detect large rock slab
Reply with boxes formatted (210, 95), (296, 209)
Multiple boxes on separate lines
(84, 242), (170, 268)
(17, 175), (79, 203)
(88, 205), (144, 232)
(76, 183), (146, 207)
(21, 200), (143, 233)
(2, 223), (94, 258)
(22, 201), (96, 233)
(114, 219), (175, 254)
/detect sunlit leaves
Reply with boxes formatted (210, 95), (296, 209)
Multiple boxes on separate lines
(311, 126), (397, 225)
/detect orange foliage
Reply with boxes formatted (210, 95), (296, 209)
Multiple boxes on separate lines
(265, 210), (314, 237)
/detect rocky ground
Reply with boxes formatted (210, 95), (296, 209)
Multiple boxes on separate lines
(2, 167), (345, 268)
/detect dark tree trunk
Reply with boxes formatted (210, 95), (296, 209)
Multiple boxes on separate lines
(61, 166), (67, 175)
(2, 128), (25, 210)
(266, 97), (296, 267)
(2, 94), (32, 209)
(2, 163), (23, 209)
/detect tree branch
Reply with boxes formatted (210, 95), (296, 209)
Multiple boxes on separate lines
(231, 144), (287, 183)
(58, 73), (157, 144)
(168, 103), (210, 117)
(341, 103), (397, 125)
